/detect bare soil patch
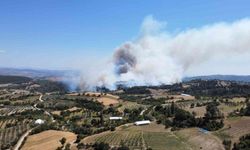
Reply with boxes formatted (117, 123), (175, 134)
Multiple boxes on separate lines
(97, 97), (119, 106)
(21, 130), (77, 150)
(186, 106), (206, 117)
(51, 110), (61, 115)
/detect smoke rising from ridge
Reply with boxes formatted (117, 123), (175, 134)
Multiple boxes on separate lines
(77, 16), (250, 90)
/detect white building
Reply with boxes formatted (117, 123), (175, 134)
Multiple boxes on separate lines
(109, 117), (123, 120)
(134, 120), (151, 126)
(35, 119), (45, 125)
(181, 93), (191, 97)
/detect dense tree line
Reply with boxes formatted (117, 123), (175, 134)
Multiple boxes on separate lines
(75, 98), (104, 112)
(77, 142), (130, 150)
(122, 86), (151, 94)
(31, 123), (59, 135)
(182, 80), (250, 97)
(123, 79), (250, 97)
(229, 102), (250, 117)
(154, 102), (224, 131)
(244, 103), (250, 116)
(32, 80), (68, 93)
(233, 134), (250, 150)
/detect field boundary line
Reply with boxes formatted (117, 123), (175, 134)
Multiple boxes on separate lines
(141, 131), (147, 150)
(172, 132), (194, 150)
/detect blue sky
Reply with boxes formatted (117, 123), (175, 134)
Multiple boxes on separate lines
(0, 0), (250, 73)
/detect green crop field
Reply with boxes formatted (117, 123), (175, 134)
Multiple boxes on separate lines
(144, 132), (191, 150)
(95, 131), (143, 149)
(83, 123), (196, 150)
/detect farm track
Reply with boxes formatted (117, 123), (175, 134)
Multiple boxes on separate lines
(13, 129), (32, 150)
(172, 132), (193, 150)
(34, 94), (55, 122)
(0, 121), (31, 149)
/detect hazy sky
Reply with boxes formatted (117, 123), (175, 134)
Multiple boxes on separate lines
(0, 0), (250, 75)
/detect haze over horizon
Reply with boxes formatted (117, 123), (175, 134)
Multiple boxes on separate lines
(1, 0), (250, 89)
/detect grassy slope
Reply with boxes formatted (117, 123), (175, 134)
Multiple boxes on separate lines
(83, 123), (223, 150)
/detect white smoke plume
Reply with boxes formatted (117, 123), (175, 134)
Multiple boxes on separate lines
(78, 16), (250, 90)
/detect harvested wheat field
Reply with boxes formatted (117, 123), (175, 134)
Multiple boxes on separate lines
(51, 110), (61, 115)
(97, 96), (119, 106)
(186, 106), (206, 117)
(21, 130), (77, 150)
(85, 92), (101, 97)
(218, 103), (244, 116)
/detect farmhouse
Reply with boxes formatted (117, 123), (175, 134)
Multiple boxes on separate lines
(35, 119), (45, 125)
(109, 117), (123, 120)
(134, 120), (151, 126)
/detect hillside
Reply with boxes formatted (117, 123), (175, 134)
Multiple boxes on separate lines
(184, 75), (250, 83)
(0, 75), (32, 84)
(0, 68), (79, 78)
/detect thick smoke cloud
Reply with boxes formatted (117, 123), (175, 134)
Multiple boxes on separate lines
(77, 16), (250, 90)
(114, 43), (137, 74)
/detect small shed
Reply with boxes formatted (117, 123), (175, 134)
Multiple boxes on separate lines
(134, 120), (151, 126)
(109, 117), (123, 120)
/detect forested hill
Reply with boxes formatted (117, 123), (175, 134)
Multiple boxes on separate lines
(184, 75), (250, 83)
(0, 75), (32, 84)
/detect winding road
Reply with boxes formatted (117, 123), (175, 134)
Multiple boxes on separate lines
(13, 129), (33, 150)
(15, 94), (56, 150)
(34, 94), (55, 122)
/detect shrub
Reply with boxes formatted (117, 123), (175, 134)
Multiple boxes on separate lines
(110, 126), (116, 131)
(223, 139), (232, 150)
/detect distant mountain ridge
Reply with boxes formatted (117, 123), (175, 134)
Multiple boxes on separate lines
(0, 67), (79, 79)
(1, 68), (250, 83)
(183, 75), (250, 82)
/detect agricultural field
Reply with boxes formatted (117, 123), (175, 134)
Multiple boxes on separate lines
(149, 89), (195, 101)
(214, 116), (250, 143)
(117, 101), (146, 112)
(218, 103), (245, 116)
(230, 97), (246, 103)
(175, 128), (224, 150)
(21, 130), (77, 150)
(51, 107), (82, 115)
(0, 106), (34, 116)
(144, 132), (191, 150)
(83, 123), (223, 150)
(0, 120), (31, 149)
(97, 96), (119, 106)
(1, 75), (250, 150)
(94, 130), (143, 149)
(83, 123), (161, 149)
(185, 106), (206, 117)
(10, 95), (39, 105)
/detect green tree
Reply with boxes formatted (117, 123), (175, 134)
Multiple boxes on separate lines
(65, 143), (71, 150)
(60, 137), (66, 146)
(244, 103), (250, 116)
(93, 142), (110, 150)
